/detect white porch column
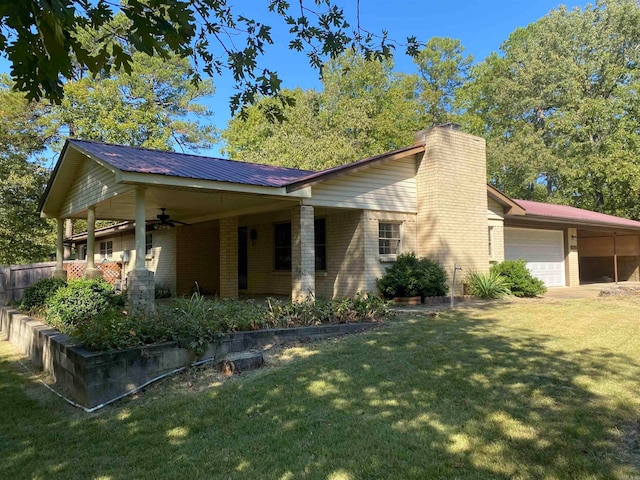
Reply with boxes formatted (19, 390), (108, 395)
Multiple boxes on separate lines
(128, 187), (155, 313)
(219, 216), (239, 299)
(53, 218), (67, 280)
(85, 206), (102, 279)
(292, 205), (315, 301)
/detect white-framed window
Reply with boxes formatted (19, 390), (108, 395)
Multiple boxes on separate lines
(99, 240), (113, 259)
(145, 233), (153, 256)
(379, 222), (401, 255)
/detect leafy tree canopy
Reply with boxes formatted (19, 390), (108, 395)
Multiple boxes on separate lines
(0, 0), (421, 118)
(223, 41), (471, 170)
(460, 0), (640, 218)
(0, 76), (53, 264)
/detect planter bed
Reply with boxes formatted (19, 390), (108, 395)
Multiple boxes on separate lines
(0, 306), (378, 409)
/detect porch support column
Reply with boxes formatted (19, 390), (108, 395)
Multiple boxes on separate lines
(219, 216), (238, 299)
(613, 233), (619, 284)
(566, 227), (580, 287)
(128, 187), (155, 313)
(292, 205), (315, 302)
(85, 206), (102, 280)
(53, 218), (67, 280)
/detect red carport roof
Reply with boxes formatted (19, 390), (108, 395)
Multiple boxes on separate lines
(515, 199), (640, 229)
(70, 139), (313, 188)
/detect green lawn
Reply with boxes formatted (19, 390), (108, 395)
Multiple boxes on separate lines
(2, 297), (640, 479)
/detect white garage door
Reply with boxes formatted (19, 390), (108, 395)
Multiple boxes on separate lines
(504, 228), (565, 287)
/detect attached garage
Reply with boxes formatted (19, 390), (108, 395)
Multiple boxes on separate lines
(504, 227), (566, 287)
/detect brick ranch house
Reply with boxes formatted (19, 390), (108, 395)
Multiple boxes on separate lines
(39, 124), (640, 311)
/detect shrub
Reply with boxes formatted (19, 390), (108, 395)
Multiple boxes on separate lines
(20, 277), (67, 310)
(154, 283), (172, 299)
(465, 271), (511, 299)
(490, 259), (547, 297)
(376, 253), (448, 300)
(45, 279), (124, 332)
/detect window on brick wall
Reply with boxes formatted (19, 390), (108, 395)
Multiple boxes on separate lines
(274, 222), (292, 271)
(99, 240), (113, 259)
(315, 218), (326, 271)
(145, 233), (153, 256)
(379, 222), (401, 255)
(274, 219), (327, 271)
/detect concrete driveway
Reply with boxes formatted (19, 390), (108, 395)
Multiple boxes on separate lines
(543, 282), (640, 299)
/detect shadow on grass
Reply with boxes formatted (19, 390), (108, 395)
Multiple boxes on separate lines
(2, 306), (640, 479)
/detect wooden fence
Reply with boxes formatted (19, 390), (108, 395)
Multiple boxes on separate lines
(1, 261), (122, 305)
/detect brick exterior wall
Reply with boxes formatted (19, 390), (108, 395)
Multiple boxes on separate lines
(416, 127), (489, 294)
(237, 209), (368, 299)
(219, 217), (238, 298)
(175, 221), (219, 296)
(363, 211), (417, 293)
(317, 210), (366, 298)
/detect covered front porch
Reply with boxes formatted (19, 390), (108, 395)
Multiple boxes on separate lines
(40, 140), (322, 312)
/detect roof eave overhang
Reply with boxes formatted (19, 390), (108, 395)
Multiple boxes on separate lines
(38, 139), (71, 216)
(486, 185), (526, 216)
(117, 171), (312, 198)
(66, 221), (135, 243)
(505, 213), (640, 233)
(285, 144), (426, 193)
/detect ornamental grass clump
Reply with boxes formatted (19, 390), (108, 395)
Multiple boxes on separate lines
(465, 271), (511, 299)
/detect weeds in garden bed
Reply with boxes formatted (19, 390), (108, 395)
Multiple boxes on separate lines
(74, 293), (389, 353)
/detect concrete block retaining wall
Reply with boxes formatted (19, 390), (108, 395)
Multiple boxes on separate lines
(0, 306), (378, 409)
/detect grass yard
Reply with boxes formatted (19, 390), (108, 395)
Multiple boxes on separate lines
(2, 297), (640, 479)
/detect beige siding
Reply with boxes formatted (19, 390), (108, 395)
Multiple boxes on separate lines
(488, 198), (504, 219)
(59, 158), (131, 217)
(488, 199), (505, 263)
(89, 229), (177, 294)
(309, 157), (417, 212)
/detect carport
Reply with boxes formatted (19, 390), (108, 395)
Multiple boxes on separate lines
(503, 199), (640, 287)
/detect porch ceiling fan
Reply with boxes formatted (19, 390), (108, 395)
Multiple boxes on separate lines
(149, 208), (190, 229)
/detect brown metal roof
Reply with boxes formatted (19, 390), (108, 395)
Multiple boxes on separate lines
(70, 139), (313, 188)
(515, 199), (640, 230)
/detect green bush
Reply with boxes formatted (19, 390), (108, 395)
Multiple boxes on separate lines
(154, 283), (172, 299)
(20, 277), (67, 310)
(376, 253), (448, 300)
(490, 260), (547, 298)
(465, 271), (511, 299)
(45, 279), (124, 332)
(73, 293), (390, 353)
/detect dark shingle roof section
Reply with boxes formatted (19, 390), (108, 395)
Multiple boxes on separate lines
(70, 139), (313, 188)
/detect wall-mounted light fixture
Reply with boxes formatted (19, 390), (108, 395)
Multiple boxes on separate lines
(249, 228), (258, 245)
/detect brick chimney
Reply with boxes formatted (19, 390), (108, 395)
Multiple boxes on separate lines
(414, 125), (489, 293)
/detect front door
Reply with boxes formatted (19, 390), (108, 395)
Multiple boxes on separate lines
(238, 227), (248, 290)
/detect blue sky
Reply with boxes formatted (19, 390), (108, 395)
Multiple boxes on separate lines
(202, 0), (589, 155)
(2, 1), (590, 162)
